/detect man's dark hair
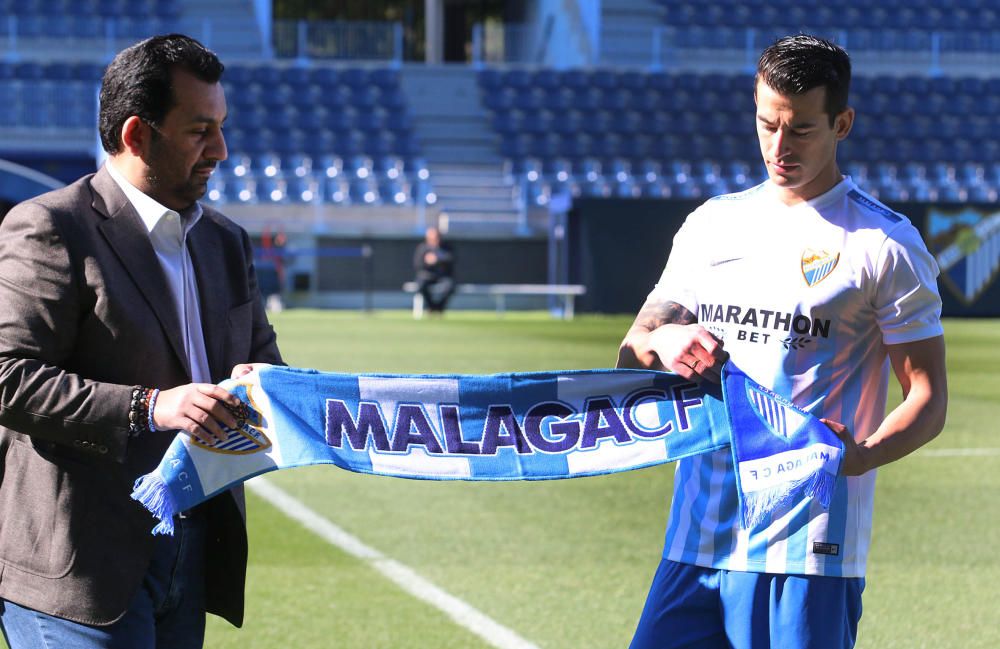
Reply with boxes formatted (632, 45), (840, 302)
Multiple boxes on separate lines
(755, 34), (851, 126)
(99, 33), (224, 154)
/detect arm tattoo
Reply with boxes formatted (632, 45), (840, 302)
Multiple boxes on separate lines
(633, 298), (696, 332)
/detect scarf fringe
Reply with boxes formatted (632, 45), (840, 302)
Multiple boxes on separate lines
(131, 473), (178, 536)
(740, 469), (838, 529)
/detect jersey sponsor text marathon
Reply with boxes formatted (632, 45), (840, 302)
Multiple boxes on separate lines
(699, 303), (831, 338)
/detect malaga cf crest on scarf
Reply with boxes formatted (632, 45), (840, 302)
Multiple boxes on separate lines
(746, 382), (808, 441)
(801, 249), (840, 286)
(192, 381), (272, 455)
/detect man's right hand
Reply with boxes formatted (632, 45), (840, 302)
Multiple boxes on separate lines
(618, 323), (728, 384)
(151, 384), (242, 445)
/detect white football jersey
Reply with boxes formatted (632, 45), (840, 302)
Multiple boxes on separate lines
(649, 177), (943, 577)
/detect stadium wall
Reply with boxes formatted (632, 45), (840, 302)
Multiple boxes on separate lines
(569, 199), (1000, 317)
(312, 235), (549, 292)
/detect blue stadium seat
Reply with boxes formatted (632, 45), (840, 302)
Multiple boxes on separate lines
(251, 66), (284, 87)
(404, 156), (430, 182)
(482, 86), (515, 111)
(349, 177), (380, 204)
(346, 154), (374, 181)
(379, 178), (411, 205)
(313, 154), (344, 181)
(318, 176), (347, 204)
(372, 154), (404, 181)
(502, 68), (532, 91)
(491, 109), (519, 136)
(286, 175), (319, 203)
(499, 134), (530, 160)
(340, 68), (370, 89)
(204, 174), (226, 205)
(531, 69), (560, 92)
(357, 106), (388, 133)
(370, 68), (400, 91)
(275, 128), (308, 156)
(365, 131), (396, 157)
(618, 70), (648, 93)
(411, 179), (437, 205)
(281, 153), (313, 179)
(558, 69), (589, 91)
(641, 177), (672, 198)
(304, 66), (335, 87)
(511, 87), (543, 111)
(477, 68), (502, 91)
(379, 87), (407, 111)
(957, 163), (985, 189)
(284, 65), (312, 89)
(260, 176), (292, 204)
(225, 177), (257, 204)
(549, 109), (580, 137)
(352, 85), (381, 110)
(393, 133), (420, 158)
(225, 66), (253, 86)
(968, 185), (998, 203)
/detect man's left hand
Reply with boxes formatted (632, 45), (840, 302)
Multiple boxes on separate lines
(821, 418), (873, 477)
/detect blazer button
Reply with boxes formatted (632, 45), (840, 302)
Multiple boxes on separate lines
(98, 445), (108, 454)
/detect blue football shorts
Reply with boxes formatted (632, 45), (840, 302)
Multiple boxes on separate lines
(629, 558), (864, 649)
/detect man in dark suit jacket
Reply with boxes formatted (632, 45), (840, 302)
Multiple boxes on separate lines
(0, 35), (282, 648)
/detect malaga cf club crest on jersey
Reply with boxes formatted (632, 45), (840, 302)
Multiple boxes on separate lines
(801, 249), (840, 286)
(926, 208), (1000, 306)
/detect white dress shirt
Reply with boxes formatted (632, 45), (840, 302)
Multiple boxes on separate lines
(106, 161), (212, 383)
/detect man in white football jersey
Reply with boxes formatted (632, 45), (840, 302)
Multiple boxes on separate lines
(618, 35), (948, 649)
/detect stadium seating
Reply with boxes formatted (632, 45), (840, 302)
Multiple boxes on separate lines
(479, 67), (1000, 204)
(653, 0), (1000, 52)
(201, 65), (431, 206)
(0, 4), (997, 211)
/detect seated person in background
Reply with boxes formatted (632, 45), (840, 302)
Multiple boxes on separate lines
(414, 226), (455, 314)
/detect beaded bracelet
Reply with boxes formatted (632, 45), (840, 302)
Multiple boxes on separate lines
(147, 388), (160, 433)
(128, 386), (156, 438)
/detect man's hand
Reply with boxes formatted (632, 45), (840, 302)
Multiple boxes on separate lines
(821, 418), (873, 476)
(617, 298), (728, 383)
(648, 323), (728, 383)
(152, 384), (242, 445)
(619, 323), (728, 383)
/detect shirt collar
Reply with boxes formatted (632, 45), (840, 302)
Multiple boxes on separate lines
(105, 159), (203, 234)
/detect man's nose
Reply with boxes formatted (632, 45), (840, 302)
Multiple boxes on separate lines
(209, 129), (227, 162)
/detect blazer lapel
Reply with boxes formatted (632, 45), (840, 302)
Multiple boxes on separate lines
(91, 167), (192, 379)
(187, 218), (228, 381)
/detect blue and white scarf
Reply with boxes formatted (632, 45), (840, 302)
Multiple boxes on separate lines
(132, 363), (843, 535)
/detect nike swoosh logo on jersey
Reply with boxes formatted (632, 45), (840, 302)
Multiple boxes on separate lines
(708, 257), (745, 266)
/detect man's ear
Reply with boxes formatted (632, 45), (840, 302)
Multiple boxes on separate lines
(120, 116), (149, 157)
(834, 107), (855, 141)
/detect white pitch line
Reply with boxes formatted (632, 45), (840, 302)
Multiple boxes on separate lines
(247, 477), (540, 649)
(916, 447), (1000, 457)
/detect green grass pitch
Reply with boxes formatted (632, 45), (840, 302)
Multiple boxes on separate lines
(2, 312), (996, 648)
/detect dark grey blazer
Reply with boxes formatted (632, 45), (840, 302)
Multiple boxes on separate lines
(0, 166), (282, 626)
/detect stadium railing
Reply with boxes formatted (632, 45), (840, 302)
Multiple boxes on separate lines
(271, 20), (404, 65)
